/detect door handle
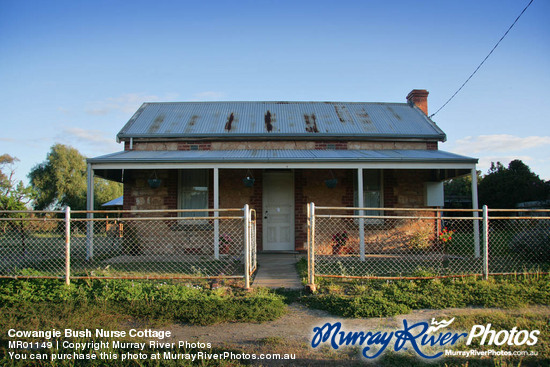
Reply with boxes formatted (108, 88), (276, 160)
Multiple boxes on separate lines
(264, 210), (268, 219)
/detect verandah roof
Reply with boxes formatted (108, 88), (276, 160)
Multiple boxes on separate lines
(89, 149), (476, 165)
(89, 149), (477, 183)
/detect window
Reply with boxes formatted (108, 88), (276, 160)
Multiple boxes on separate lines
(179, 169), (209, 217)
(363, 170), (382, 215)
(355, 170), (383, 220)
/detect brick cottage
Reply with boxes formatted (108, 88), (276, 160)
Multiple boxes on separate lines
(88, 90), (478, 253)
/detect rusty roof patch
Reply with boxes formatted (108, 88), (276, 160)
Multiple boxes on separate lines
(357, 109), (372, 124)
(386, 106), (402, 120)
(265, 110), (273, 132)
(304, 113), (319, 133)
(147, 114), (165, 134)
(117, 102), (447, 141)
(184, 115), (199, 134)
(225, 112), (235, 131)
(334, 105), (345, 123)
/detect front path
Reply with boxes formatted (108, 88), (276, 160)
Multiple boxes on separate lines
(252, 253), (303, 289)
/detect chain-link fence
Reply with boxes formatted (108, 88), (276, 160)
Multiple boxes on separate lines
(307, 204), (549, 286)
(0, 210), (66, 278)
(0, 206), (257, 288)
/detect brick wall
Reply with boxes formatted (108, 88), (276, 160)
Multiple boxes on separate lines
(122, 170), (173, 214)
(383, 169), (431, 208)
(294, 171), (307, 251)
(123, 168), (435, 252)
(178, 142), (212, 151)
(427, 142), (438, 150)
(383, 170), (398, 207)
(250, 171), (263, 250)
(314, 141), (347, 150)
(125, 140), (430, 151)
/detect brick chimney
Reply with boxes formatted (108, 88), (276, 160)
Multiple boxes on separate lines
(406, 89), (429, 115)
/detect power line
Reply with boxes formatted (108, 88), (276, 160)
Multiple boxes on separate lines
(430, 0), (535, 118)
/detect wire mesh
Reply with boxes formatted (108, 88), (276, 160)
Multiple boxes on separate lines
(487, 212), (550, 274)
(0, 211), (66, 277)
(0, 208), (257, 283)
(310, 206), (549, 280)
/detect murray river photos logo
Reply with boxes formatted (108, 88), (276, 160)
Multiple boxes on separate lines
(311, 318), (540, 359)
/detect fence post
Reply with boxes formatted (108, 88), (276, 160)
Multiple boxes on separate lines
(65, 206), (71, 286)
(472, 168), (480, 258)
(243, 204), (251, 290)
(482, 205), (489, 280)
(86, 163), (94, 260)
(357, 168), (365, 261)
(213, 168), (219, 260)
(307, 202), (316, 292)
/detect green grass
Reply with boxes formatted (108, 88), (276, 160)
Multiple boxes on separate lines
(302, 273), (550, 318)
(0, 278), (287, 325)
(0, 279), (286, 365)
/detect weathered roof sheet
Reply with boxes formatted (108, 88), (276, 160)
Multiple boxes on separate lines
(117, 102), (446, 141)
(89, 149), (476, 164)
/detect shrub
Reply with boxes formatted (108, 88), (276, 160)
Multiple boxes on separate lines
(407, 226), (433, 250)
(509, 225), (550, 262)
(0, 279), (287, 325)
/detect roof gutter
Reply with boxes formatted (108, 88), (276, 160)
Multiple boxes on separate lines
(88, 156), (478, 165)
(117, 133), (447, 142)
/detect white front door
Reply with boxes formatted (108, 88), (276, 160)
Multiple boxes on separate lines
(263, 171), (294, 251)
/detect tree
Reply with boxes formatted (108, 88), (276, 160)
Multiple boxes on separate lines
(0, 154), (35, 211)
(478, 160), (549, 208)
(29, 144), (122, 210)
(444, 171), (482, 208)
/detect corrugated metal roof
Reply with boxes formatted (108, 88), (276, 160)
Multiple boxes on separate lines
(102, 196), (123, 207)
(117, 102), (446, 140)
(89, 149), (477, 164)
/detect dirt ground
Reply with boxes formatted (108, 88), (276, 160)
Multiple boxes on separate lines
(166, 304), (550, 366)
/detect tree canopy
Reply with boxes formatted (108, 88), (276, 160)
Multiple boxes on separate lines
(0, 154), (35, 211)
(444, 160), (549, 209)
(478, 160), (549, 208)
(28, 144), (122, 210)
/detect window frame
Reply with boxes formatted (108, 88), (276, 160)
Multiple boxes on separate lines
(354, 169), (384, 223)
(178, 169), (210, 219)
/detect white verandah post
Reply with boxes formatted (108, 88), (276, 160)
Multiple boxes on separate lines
(213, 168), (219, 260)
(307, 202), (316, 292)
(243, 204), (250, 289)
(358, 168), (365, 261)
(86, 163), (94, 260)
(471, 167), (480, 258)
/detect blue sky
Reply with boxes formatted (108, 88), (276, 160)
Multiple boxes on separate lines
(1, 0), (549, 183)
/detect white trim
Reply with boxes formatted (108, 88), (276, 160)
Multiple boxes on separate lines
(91, 162), (476, 170)
(213, 168), (219, 259)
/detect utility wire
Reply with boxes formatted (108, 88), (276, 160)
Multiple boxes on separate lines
(430, 0), (535, 118)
